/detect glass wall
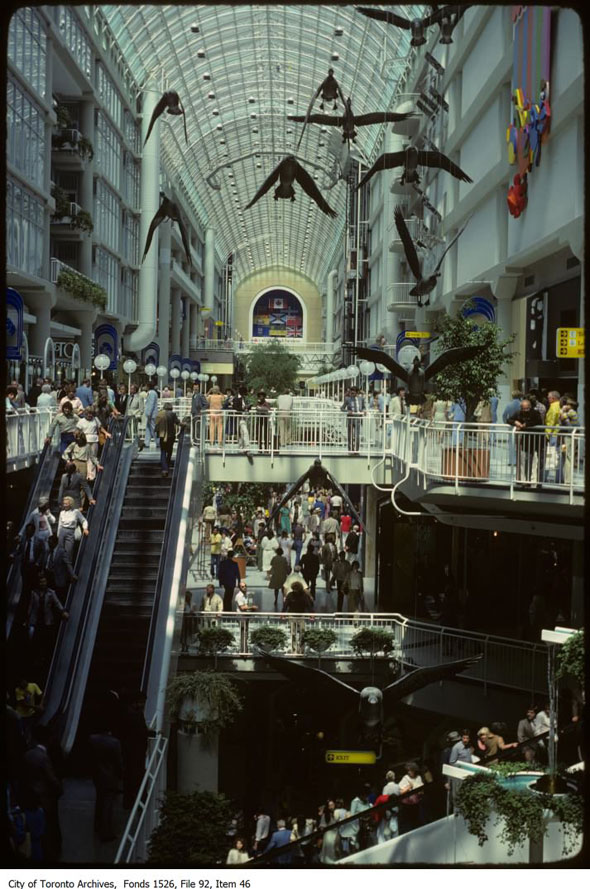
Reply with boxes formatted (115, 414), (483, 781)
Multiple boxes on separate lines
(95, 110), (121, 189)
(8, 7), (47, 99)
(94, 179), (120, 253)
(121, 210), (139, 265)
(122, 150), (139, 207)
(56, 6), (92, 78)
(6, 78), (45, 189)
(6, 177), (45, 277)
(96, 61), (122, 128)
(94, 246), (119, 312)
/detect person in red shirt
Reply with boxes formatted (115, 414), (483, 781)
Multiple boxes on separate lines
(340, 512), (352, 534)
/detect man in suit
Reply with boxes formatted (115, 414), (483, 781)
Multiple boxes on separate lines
(89, 726), (123, 841)
(263, 818), (293, 865)
(140, 381), (158, 450)
(341, 387), (366, 452)
(21, 724), (63, 861)
(155, 402), (181, 477)
(42, 535), (77, 595)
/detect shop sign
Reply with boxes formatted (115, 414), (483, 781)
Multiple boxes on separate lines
(325, 750), (376, 765)
(556, 327), (584, 358)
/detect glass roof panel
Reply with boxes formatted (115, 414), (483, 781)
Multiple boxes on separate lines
(103, 4), (425, 287)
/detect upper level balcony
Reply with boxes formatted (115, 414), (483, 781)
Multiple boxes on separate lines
(387, 282), (419, 309)
(51, 127), (93, 171)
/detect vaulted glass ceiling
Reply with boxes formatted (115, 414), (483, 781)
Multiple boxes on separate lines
(103, 4), (425, 288)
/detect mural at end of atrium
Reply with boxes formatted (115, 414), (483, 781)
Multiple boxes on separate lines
(251, 289), (304, 340)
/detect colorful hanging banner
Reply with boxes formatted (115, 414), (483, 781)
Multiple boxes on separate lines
(94, 323), (118, 371)
(142, 341), (160, 368)
(6, 287), (24, 360)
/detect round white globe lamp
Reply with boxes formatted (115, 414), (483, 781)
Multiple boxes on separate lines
(94, 353), (110, 379)
(181, 370), (191, 396)
(123, 358), (137, 393)
(169, 367), (180, 396)
(145, 362), (156, 380)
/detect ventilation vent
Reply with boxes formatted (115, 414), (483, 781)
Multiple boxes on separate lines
(566, 256), (580, 269)
(524, 274), (535, 286)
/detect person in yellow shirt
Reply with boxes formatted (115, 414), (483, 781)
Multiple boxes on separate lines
(210, 526), (222, 579)
(544, 391), (561, 482)
(545, 391), (561, 438)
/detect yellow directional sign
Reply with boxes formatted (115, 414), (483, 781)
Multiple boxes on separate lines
(325, 750), (377, 765)
(556, 327), (585, 358)
(405, 331), (431, 339)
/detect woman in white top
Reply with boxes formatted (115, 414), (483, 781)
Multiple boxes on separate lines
(36, 384), (55, 409)
(226, 837), (249, 865)
(432, 399), (452, 423)
(261, 531), (279, 573)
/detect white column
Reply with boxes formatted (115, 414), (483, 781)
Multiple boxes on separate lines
(79, 98), (95, 279)
(78, 310), (96, 379)
(204, 227), (215, 312)
(171, 288), (181, 355)
(326, 269), (337, 344)
(158, 223), (171, 372)
(181, 298), (190, 358)
(495, 298), (513, 418)
(126, 85), (161, 352)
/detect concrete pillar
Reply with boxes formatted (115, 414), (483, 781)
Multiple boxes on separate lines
(204, 227), (215, 312)
(126, 85), (161, 352)
(79, 98), (95, 279)
(570, 541), (584, 628)
(171, 288), (181, 355)
(363, 484), (379, 587)
(158, 224), (171, 372)
(177, 730), (218, 793)
(494, 297), (513, 418)
(189, 303), (199, 352)
(78, 310), (96, 379)
(181, 298), (190, 358)
(326, 270), (337, 344)
(28, 300), (51, 356)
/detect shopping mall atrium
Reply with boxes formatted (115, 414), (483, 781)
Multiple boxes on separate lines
(5, 3), (585, 868)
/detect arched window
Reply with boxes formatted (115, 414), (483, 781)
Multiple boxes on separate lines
(252, 289), (304, 339)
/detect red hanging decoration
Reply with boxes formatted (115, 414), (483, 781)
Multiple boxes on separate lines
(507, 172), (528, 218)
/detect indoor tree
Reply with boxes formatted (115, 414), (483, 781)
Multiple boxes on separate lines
(243, 340), (301, 394)
(429, 306), (516, 422)
(148, 790), (234, 865)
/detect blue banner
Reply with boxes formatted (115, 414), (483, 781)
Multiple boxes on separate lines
(94, 323), (118, 371)
(6, 287), (24, 360)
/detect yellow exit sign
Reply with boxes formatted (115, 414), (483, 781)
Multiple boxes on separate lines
(405, 331), (431, 339)
(556, 327), (585, 358)
(325, 750), (376, 765)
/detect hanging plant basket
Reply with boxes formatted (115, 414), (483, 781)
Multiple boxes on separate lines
(167, 669), (242, 735)
(250, 625), (288, 652)
(301, 627), (337, 653)
(556, 629), (584, 686)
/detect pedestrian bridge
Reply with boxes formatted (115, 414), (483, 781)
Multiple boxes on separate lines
(7, 404), (585, 529)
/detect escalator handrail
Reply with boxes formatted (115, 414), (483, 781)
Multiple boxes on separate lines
(140, 427), (191, 704)
(41, 417), (130, 736)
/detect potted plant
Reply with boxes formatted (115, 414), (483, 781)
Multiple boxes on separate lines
(350, 627), (395, 657)
(249, 624), (288, 652)
(301, 627), (337, 654)
(167, 669), (243, 736)
(77, 135), (94, 161)
(56, 268), (107, 310)
(55, 103), (73, 129)
(196, 627), (235, 668)
(430, 306), (516, 479)
(71, 208), (94, 233)
(455, 767), (583, 858)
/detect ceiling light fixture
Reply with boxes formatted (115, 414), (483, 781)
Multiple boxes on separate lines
(197, 49), (206, 58)
(191, 24), (200, 33)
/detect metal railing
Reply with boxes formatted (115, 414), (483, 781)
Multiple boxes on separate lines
(5, 408), (54, 469)
(115, 715), (168, 864)
(179, 611), (549, 696)
(388, 418), (585, 503)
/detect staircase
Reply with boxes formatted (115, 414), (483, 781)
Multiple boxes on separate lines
(85, 458), (172, 695)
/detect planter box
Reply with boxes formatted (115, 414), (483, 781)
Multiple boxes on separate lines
(442, 447), (490, 479)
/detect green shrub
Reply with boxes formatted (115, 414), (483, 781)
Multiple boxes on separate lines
(167, 669), (242, 734)
(557, 629), (584, 685)
(301, 627), (337, 653)
(148, 790), (234, 865)
(250, 625), (288, 651)
(196, 626), (235, 655)
(350, 627), (395, 656)
(56, 268), (107, 310)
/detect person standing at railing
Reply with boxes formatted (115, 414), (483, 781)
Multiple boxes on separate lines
(207, 385), (225, 447)
(26, 377), (43, 408)
(254, 390), (271, 452)
(201, 582), (224, 614)
(276, 388), (294, 448)
(210, 525), (223, 579)
(558, 397), (579, 484)
(341, 386), (365, 453)
(36, 384), (54, 410)
(507, 398), (543, 485)
(544, 391), (561, 479)
(114, 383), (128, 415)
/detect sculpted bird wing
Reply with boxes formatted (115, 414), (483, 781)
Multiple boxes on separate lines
(244, 163), (281, 209)
(289, 113), (345, 126)
(425, 345), (486, 381)
(178, 96), (188, 145)
(144, 94), (168, 147)
(382, 654), (482, 702)
(433, 216), (471, 273)
(415, 150), (473, 183)
(175, 209), (193, 266)
(354, 111), (417, 126)
(356, 7), (411, 29)
(355, 347), (409, 383)
(357, 151), (406, 189)
(141, 205), (165, 263)
(294, 162), (337, 217)
(260, 653), (358, 704)
(394, 206), (422, 281)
